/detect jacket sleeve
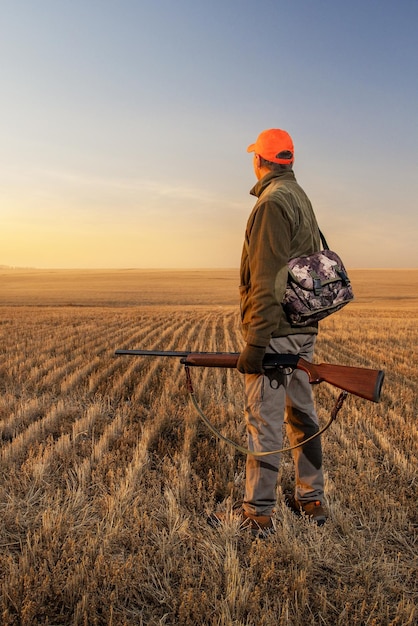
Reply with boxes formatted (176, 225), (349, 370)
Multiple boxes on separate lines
(245, 199), (292, 347)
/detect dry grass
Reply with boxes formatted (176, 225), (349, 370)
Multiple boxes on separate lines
(0, 270), (417, 625)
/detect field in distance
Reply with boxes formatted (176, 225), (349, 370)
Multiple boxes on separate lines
(0, 270), (417, 624)
(1, 267), (418, 307)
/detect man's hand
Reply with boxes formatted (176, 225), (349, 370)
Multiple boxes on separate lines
(237, 344), (266, 374)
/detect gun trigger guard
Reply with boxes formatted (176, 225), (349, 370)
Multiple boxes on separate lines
(265, 366), (293, 389)
(268, 376), (280, 390)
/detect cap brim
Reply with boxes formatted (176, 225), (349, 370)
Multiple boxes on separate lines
(246, 143), (255, 153)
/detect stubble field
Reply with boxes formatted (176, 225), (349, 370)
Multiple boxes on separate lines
(0, 269), (417, 625)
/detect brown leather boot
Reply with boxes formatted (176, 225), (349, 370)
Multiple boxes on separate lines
(285, 494), (327, 526)
(207, 507), (275, 538)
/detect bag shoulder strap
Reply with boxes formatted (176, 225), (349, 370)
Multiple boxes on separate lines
(319, 229), (330, 250)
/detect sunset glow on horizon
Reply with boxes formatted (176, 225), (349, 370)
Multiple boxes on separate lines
(1, 1), (417, 269)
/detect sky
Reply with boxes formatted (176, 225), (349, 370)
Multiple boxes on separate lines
(1, 0), (417, 269)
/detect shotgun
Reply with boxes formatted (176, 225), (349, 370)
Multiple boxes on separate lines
(114, 349), (384, 403)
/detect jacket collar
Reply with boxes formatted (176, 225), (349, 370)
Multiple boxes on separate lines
(250, 169), (297, 197)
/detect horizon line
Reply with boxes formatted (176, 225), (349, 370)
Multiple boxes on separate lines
(1, 266), (418, 272)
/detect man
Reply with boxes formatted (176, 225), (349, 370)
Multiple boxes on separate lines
(210, 128), (326, 536)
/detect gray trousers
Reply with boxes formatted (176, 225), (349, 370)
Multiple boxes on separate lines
(243, 334), (324, 516)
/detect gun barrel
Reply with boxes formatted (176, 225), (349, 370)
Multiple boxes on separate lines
(115, 350), (299, 369)
(115, 349), (190, 358)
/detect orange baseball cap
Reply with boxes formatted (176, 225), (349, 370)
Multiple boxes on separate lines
(247, 128), (294, 164)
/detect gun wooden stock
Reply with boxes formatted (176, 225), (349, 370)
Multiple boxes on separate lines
(295, 358), (385, 403)
(115, 349), (384, 403)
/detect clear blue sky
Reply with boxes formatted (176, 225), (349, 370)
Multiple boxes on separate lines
(1, 0), (417, 268)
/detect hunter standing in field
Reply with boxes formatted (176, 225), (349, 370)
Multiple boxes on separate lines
(210, 128), (326, 535)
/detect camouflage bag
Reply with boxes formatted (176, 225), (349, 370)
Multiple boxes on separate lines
(283, 232), (354, 326)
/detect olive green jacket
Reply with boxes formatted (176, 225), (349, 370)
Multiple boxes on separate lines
(239, 169), (321, 347)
